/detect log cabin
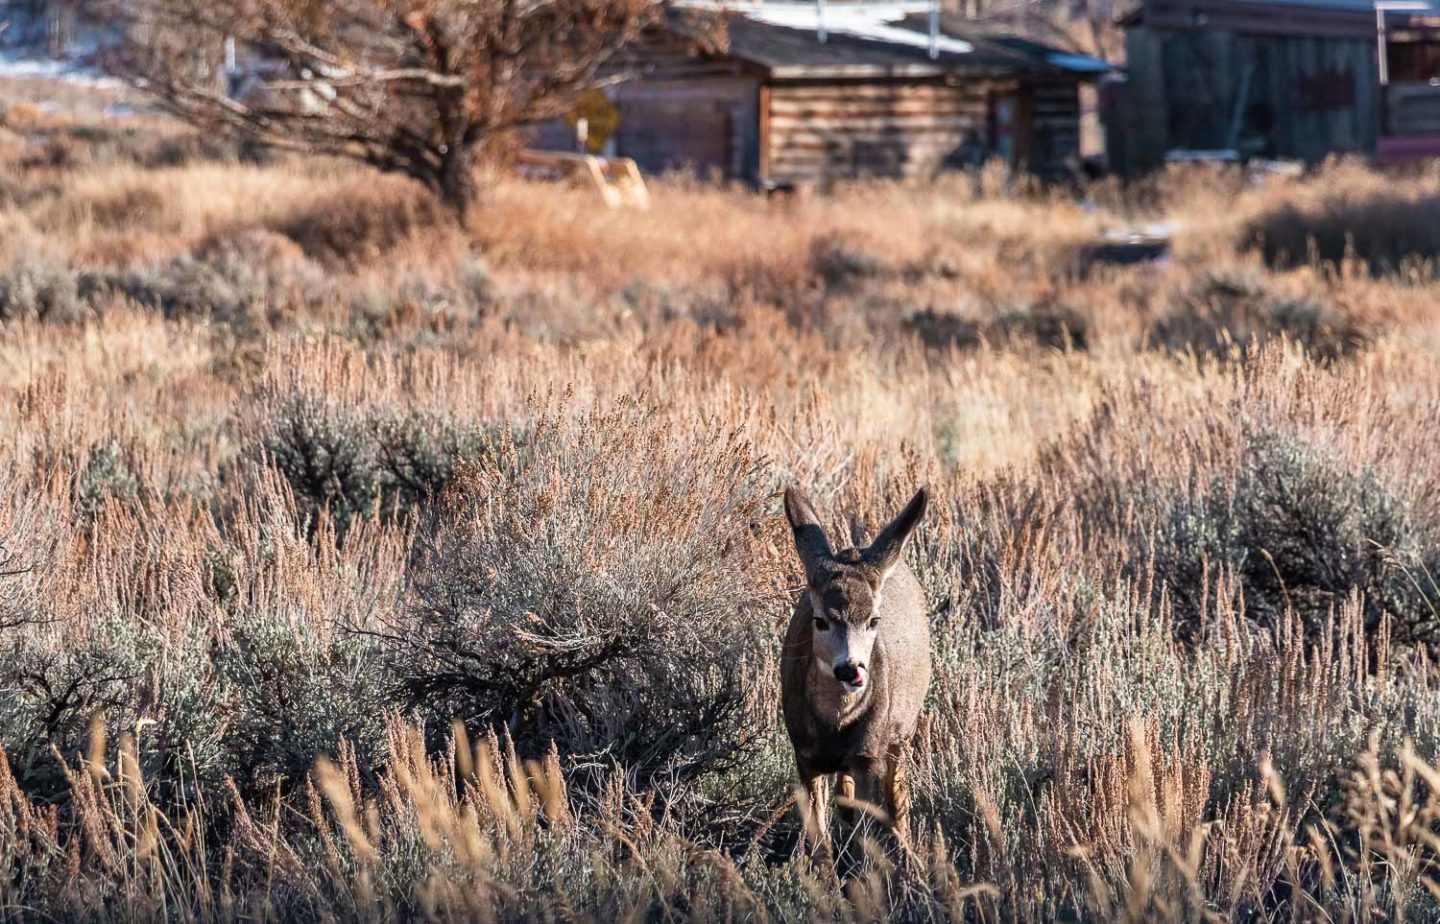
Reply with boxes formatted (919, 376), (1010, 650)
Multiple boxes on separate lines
(530, 4), (1112, 188)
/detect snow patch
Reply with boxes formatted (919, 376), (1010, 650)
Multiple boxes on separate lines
(692, 2), (974, 55)
(0, 49), (125, 89)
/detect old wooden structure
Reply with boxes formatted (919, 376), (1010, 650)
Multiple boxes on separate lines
(1112, 0), (1440, 174)
(532, 5), (1110, 188)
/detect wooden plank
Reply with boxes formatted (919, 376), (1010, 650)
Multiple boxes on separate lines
(771, 115), (982, 132)
(616, 99), (731, 177)
(769, 84), (970, 102)
(770, 100), (988, 118)
(773, 135), (974, 153)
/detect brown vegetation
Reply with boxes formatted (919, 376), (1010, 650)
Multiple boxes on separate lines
(5, 92), (1440, 921)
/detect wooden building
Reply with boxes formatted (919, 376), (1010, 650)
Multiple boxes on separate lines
(1113, 0), (1440, 174)
(533, 5), (1111, 188)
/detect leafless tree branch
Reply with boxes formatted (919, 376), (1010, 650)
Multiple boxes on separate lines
(101, 0), (662, 218)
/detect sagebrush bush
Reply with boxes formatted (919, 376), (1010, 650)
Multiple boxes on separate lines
(216, 614), (389, 798)
(0, 618), (246, 807)
(810, 234), (886, 290)
(1150, 267), (1367, 361)
(349, 258), (493, 340)
(393, 403), (775, 795)
(74, 440), (143, 519)
(372, 408), (485, 515)
(1156, 434), (1440, 647)
(262, 392), (379, 531)
(84, 230), (329, 324)
(905, 304), (1088, 352)
(0, 621), (153, 799)
(0, 251), (85, 324)
(261, 393), (482, 531)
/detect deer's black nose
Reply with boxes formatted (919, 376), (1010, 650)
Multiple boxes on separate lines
(834, 663), (863, 685)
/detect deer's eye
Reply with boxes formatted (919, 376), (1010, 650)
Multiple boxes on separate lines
(813, 618), (829, 631)
(869, 618), (880, 630)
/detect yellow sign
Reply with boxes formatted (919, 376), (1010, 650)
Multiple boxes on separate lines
(567, 88), (621, 153)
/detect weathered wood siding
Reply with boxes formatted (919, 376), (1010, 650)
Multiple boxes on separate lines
(765, 80), (990, 185)
(612, 77), (761, 179)
(1117, 24), (1380, 173)
(528, 33), (762, 180)
(764, 78), (1081, 186)
(1387, 82), (1440, 135)
(1027, 79), (1082, 177)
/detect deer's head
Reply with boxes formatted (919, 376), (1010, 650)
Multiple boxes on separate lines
(783, 487), (928, 694)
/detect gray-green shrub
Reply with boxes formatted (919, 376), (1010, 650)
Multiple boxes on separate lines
(391, 407), (774, 794)
(1156, 434), (1440, 646)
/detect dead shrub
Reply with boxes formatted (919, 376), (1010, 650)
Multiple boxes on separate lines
(1150, 268), (1368, 362)
(1244, 182), (1440, 272)
(85, 186), (168, 229)
(906, 305), (1088, 352)
(271, 181), (450, 268)
(810, 234), (886, 291)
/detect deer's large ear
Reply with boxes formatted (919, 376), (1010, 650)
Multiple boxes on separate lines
(784, 487), (832, 584)
(865, 487), (928, 583)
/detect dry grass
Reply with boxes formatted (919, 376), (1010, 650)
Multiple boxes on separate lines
(7, 80), (1440, 921)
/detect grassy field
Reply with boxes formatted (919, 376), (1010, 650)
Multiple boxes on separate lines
(5, 82), (1440, 922)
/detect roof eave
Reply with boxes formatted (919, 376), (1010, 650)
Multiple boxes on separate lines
(765, 62), (951, 78)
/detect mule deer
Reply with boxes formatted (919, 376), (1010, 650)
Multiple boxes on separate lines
(780, 486), (931, 857)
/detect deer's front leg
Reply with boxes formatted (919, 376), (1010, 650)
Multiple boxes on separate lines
(883, 743), (912, 847)
(800, 770), (832, 859)
(840, 758), (888, 832)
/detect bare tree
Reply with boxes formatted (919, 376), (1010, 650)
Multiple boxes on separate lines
(107, 0), (661, 219)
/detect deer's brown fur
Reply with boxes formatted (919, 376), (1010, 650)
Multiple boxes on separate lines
(780, 487), (932, 857)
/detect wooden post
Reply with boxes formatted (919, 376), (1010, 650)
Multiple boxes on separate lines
(928, 0), (940, 60)
(758, 83), (772, 182)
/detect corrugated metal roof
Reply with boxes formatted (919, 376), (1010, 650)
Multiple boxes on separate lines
(669, 5), (1114, 78)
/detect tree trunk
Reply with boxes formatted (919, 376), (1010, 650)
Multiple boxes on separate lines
(438, 144), (479, 223)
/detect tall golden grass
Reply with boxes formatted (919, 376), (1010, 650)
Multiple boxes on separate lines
(5, 91), (1440, 921)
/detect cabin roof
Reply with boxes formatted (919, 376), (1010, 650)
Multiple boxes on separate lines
(666, 5), (1113, 79)
(1123, 0), (1440, 38)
